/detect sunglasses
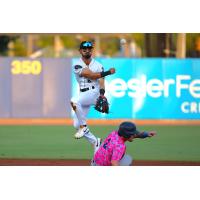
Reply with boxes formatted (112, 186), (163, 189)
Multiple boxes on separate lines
(82, 42), (93, 48)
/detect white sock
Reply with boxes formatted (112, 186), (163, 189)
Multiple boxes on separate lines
(83, 130), (97, 145)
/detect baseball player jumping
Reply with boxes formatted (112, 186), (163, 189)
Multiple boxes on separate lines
(91, 121), (156, 166)
(70, 41), (115, 153)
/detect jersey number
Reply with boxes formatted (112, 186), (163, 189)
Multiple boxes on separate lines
(87, 79), (91, 83)
(103, 138), (111, 150)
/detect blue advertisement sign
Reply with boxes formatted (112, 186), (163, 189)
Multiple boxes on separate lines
(72, 58), (200, 119)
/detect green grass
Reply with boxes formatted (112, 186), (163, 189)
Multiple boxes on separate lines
(0, 125), (200, 161)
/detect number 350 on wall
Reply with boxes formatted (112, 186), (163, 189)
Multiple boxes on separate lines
(11, 60), (42, 75)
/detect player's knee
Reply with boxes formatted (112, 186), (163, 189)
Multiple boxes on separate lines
(119, 154), (133, 166)
(127, 155), (133, 166)
(70, 101), (77, 111)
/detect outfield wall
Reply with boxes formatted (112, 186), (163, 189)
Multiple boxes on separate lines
(0, 57), (200, 119)
(0, 58), (71, 118)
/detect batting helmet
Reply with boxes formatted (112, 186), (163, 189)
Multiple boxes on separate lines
(118, 122), (140, 139)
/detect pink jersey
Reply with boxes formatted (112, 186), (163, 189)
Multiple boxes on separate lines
(93, 131), (126, 166)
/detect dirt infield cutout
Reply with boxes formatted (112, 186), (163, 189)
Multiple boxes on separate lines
(0, 159), (200, 166)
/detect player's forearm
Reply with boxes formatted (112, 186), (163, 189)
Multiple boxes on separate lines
(99, 78), (105, 90)
(138, 131), (156, 139)
(84, 73), (102, 80)
(84, 71), (112, 80)
(81, 68), (115, 80)
(138, 132), (150, 139)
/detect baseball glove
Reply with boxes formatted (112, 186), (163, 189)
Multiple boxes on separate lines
(94, 95), (109, 114)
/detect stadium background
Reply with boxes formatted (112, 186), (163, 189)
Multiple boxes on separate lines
(0, 33), (200, 165)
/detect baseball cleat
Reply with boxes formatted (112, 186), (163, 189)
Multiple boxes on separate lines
(74, 127), (89, 139)
(94, 138), (102, 154)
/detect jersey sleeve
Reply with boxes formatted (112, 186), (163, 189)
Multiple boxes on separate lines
(73, 64), (83, 75)
(97, 64), (104, 73)
(111, 144), (126, 161)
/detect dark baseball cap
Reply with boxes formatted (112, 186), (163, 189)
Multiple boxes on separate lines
(118, 121), (140, 138)
(80, 41), (93, 49)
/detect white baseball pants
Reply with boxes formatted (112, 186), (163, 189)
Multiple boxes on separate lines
(71, 87), (99, 144)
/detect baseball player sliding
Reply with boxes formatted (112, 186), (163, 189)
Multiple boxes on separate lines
(91, 121), (156, 166)
(70, 41), (115, 153)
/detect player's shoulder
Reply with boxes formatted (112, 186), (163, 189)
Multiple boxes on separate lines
(108, 131), (118, 140)
(73, 59), (82, 66)
(73, 59), (84, 71)
(108, 131), (123, 147)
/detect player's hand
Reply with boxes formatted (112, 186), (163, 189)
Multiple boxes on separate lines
(148, 131), (156, 137)
(109, 68), (116, 74)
